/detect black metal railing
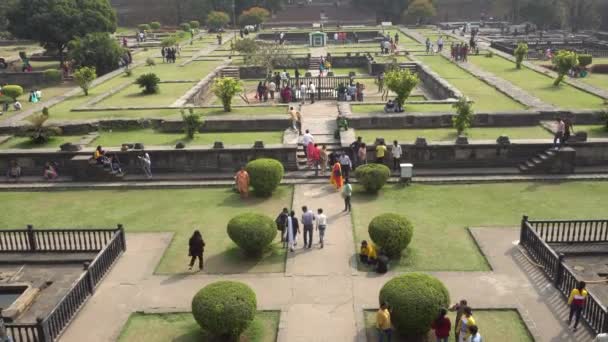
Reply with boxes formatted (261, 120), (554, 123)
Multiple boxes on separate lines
(520, 216), (608, 334)
(1, 225), (127, 342)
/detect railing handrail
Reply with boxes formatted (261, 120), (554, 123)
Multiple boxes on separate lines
(561, 262), (608, 312)
(528, 219), (608, 224)
(523, 220), (561, 259)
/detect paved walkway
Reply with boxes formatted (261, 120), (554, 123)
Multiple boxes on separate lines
(60, 184), (595, 342)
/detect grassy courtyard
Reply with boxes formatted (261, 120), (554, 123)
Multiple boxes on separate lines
(0, 187), (293, 274)
(352, 182), (608, 271)
(468, 55), (607, 110)
(357, 126), (552, 143)
(350, 103), (454, 114)
(96, 82), (197, 107)
(118, 311), (280, 342)
(364, 309), (533, 341)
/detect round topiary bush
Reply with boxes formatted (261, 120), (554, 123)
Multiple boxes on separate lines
(368, 213), (413, 257)
(192, 281), (257, 340)
(245, 158), (284, 197)
(355, 163), (391, 193)
(1, 85), (24, 101)
(379, 273), (450, 337)
(227, 213), (277, 255)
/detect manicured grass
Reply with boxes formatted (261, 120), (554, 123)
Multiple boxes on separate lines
(96, 83), (196, 107)
(352, 182), (608, 271)
(350, 103), (454, 114)
(92, 129), (283, 147)
(118, 311), (280, 342)
(0, 187), (292, 274)
(364, 309), (533, 342)
(468, 55), (607, 110)
(357, 126), (551, 143)
(580, 73), (608, 91)
(415, 55), (526, 112)
(0, 136), (81, 150)
(577, 125), (608, 138)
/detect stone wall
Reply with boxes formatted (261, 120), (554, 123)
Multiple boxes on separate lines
(0, 72), (47, 89)
(416, 63), (463, 99)
(159, 115), (290, 133)
(256, 31), (381, 44)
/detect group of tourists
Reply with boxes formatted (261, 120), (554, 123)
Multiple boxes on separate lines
(376, 299), (483, 342)
(5, 160), (57, 182)
(89, 146), (152, 178)
(161, 46), (179, 63)
(380, 33), (400, 55)
(276, 206), (328, 251)
(451, 42), (470, 62)
(28, 89), (42, 103)
(425, 36), (444, 55)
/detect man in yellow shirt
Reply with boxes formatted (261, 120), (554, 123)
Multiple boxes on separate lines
(376, 142), (387, 164)
(568, 281), (588, 331)
(376, 302), (392, 342)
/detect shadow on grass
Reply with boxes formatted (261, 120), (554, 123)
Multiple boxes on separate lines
(204, 243), (286, 274)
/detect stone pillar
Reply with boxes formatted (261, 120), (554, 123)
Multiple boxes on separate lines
(552, 147), (576, 174)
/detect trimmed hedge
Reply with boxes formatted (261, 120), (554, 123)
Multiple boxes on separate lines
(578, 54), (592, 67)
(1, 85), (24, 101)
(43, 69), (62, 84)
(379, 273), (450, 337)
(355, 163), (391, 193)
(246, 158), (284, 197)
(368, 213), (413, 257)
(227, 213), (277, 255)
(192, 281), (257, 340)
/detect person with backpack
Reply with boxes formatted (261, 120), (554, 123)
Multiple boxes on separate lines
(276, 208), (289, 246)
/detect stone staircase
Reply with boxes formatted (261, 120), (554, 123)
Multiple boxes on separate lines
(71, 155), (125, 181)
(220, 67), (240, 79)
(518, 147), (576, 174)
(309, 57), (321, 71)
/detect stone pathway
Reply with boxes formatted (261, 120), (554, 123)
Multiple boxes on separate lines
(59, 184), (595, 342)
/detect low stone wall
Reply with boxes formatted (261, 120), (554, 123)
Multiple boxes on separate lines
(0, 72), (47, 88)
(181, 63), (227, 106)
(416, 63), (463, 99)
(256, 31), (380, 44)
(0, 145), (299, 178)
(159, 115), (290, 133)
(330, 56), (368, 68)
(347, 110), (606, 129)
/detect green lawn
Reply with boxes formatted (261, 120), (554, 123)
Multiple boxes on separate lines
(352, 182), (608, 271)
(350, 103), (454, 114)
(364, 309), (533, 341)
(118, 311), (279, 342)
(96, 83), (196, 107)
(415, 55), (526, 112)
(358, 126), (551, 143)
(468, 55), (607, 110)
(93, 129), (283, 147)
(577, 125), (608, 138)
(0, 187), (293, 274)
(0, 136), (81, 150)
(581, 73), (608, 92)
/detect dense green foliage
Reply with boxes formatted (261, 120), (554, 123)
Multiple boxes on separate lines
(26, 108), (61, 144)
(403, 0), (436, 24)
(452, 97), (475, 135)
(161, 36), (178, 48)
(227, 213), (277, 255)
(68, 32), (125, 75)
(368, 213), (414, 257)
(1, 85), (23, 101)
(212, 77), (243, 112)
(43, 69), (62, 84)
(6, 0), (116, 61)
(514, 42), (528, 69)
(245, 158), (284, 197)
(138, 24), (150, 32)
(189, 20), (200, 29)
(191, 281), (257, 341)
(355, 164), (391, 193)
(238, 7), (270, 26)
(207, 11), (230, 30)
(578, 54), (593, 67)
(379, 273), (450, 337)
(180, 22), (191, 32)
(73, 67), (97, 96)
(136, 73), (160, 94)
(149, 21), (161, 30)
(384, 68), (419, 108)
(552, 50), (579, 86)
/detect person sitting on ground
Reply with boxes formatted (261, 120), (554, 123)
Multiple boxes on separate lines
(13, 101), (22, 111)
(43, 162), (58, 180)
(7, 160), (21, 181)
(384, 99), (396, 113)
(359, 240), (377, 265)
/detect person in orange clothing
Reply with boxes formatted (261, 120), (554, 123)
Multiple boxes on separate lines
(330, 162), (343, 189)
(235, 166), (250, 198)
(568, 281), (588, 331)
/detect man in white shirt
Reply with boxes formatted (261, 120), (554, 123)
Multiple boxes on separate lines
(300, 82), (307, 104)
(308, 82), (316, 104)
(269, 81), (276, 100)
(391, 140), (403, 171)
(316, 208), (328, 248)
(302, 129), (314, 157)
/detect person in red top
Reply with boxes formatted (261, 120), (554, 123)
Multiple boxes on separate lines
(568, 281), (588, 331)
(431, 308), (451, 342)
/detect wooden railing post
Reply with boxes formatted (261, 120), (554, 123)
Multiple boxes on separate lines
(554, 253), (565, 288)
(118, 224), (127, 251)
(27, 224), (37, 251)
(83, 262), (95, 294)
(520, 215), (529, 243)
(36, 317), (50, 342)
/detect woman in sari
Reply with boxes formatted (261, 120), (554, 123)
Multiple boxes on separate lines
(306, 142), (317, 167)
(319, 145), (328, 176)
(330, 162), (343, 189)
(235, 166), (250, 198)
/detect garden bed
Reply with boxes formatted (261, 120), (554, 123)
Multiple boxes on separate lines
(357, 126), (552, 143)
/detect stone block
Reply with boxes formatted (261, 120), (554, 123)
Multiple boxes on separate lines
(414, 137), (427, 146)
(455, 136), (469, 145)
(60, 143), (81, 152)
(213, 141), (224, 149)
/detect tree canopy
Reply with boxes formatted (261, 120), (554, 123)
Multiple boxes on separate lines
(238, 7), (270, 26)
(207, 11), (230, 30)
(403, 0), (436, 24)
(7, 0), (117, 60)
(68, 32), (125, 75)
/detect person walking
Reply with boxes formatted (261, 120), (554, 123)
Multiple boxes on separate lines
(276, 208), (289, 246)
(568, 281), (588, 331)
(342, 178), (352, 212)
(330, 162), (343, 190)
(235, 166), (250, 198)
(358, 143), (367, 166)
(138, 153), (152, 178)
(563, 118), (575, 145)
(302, 130), (314, 158)
(309, 81), (316, 104)
(339, 152), (352, 180)
(316, 208), (327, 248)
(319, 145), (329, 176)
(188, 230), (205, 271)
(376, 142), (387, 164)
(286, 211), (300, 252)
(376, 302), (392, 342)
(350, 136), (363, 166)
(302, 206), (315, 249)
(431, 308), (451, 342)
(449, 299), (468, 342)
(553, 117), (565, 149)
(391, 140), (402, 171)
(456, 307), (475, 342)
(377, 72), (385, 94)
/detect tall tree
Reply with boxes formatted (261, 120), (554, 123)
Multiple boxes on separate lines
(68, 32), (125, 75)
(7, 0), (116, 62)
(403, 0), (436, 24)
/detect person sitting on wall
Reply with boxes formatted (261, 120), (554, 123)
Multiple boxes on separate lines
(6, 160), (21, 181)
(92, 145), (109, 165)
(384, 99), (395, 113)
(43, 162), (58, 180)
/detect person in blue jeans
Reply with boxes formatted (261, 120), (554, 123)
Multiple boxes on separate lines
(376, 302), (392, 341)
